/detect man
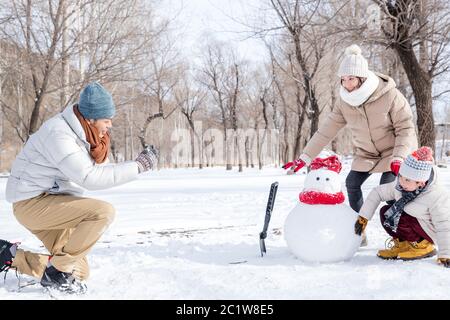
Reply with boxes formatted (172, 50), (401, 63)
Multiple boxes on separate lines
(0, 82), (157, 293)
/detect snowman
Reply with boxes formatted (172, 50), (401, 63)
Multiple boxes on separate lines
(284, 155), (361, 263)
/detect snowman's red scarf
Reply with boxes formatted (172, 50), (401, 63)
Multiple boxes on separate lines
(299, 190), (345, 205)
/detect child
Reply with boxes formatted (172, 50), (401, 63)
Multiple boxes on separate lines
(354, 146), (450, 267)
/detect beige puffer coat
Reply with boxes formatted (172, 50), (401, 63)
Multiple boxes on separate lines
(302, 72), (418, 173)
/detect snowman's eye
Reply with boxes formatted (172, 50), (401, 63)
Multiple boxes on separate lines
(316, 177), (320, 181)
(326, 178), (330, 181)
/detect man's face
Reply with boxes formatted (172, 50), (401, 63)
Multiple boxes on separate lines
(90, 118), (113, 138)
(398, 175), (426, 192)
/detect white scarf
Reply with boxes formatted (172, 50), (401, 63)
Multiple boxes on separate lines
(339, 71), (380, 107)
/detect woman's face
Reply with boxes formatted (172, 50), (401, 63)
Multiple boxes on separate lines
(341, 76), (361, 92)
(398, 175), (426, 192)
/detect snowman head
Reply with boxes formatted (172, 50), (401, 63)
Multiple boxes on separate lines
(303, 156), (342, 194)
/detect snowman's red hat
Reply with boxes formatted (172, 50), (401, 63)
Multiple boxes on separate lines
(310, 155), (342, 173)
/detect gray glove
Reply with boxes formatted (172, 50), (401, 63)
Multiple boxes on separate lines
(135, 145), (159, 173)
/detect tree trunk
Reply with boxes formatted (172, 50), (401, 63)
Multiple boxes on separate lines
(394, 41), (435, 150)
(129, 107), (134, 159)
(235, 133), (243, 172)
(245, 136), (250, 168)
(196, 131), (203, 169)
(60, 0), (69, 111)
(293, 94), (308, 159)
(224, 127), (232, 170)
(283, 108), (290, 163)
(256, 124), (262, 170)
(187, 119), (196, 168)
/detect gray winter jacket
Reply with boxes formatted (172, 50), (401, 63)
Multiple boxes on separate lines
(6, 105), (139, 203)
(360, 168), (450, 259)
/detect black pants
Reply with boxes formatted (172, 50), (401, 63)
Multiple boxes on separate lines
(345, 170), (396, 213)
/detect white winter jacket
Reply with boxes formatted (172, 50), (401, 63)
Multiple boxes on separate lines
(360, 168), (450, 258)
(6, 105), (139, 203)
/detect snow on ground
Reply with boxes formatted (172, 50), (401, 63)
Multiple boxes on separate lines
(1, 159), (450, 299)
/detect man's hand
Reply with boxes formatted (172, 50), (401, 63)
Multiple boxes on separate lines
(282, 158), (306, 173)
(135, 145), (159, 173)
(390, 160), (402, 176)
(438, 258), (450, 268)
(354, 215), (368, 236)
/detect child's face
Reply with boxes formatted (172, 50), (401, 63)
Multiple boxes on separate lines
(398, 175), (426, 192)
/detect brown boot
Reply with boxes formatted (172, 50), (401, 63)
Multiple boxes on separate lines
(397, 239), (436, 260)
(377, 238), (409, 259)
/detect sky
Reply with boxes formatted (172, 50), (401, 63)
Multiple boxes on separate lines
(155, 0), (270, 64)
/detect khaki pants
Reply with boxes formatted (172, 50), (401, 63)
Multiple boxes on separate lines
(11, 193), (115, 280)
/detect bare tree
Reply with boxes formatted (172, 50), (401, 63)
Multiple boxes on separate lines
(0, 0), (161, 141)
(199, 42), (232, 170)
(137, 38), (181, 149)
(175, 74), (207, 168)
(241, 66), (272, 170)
(227, 61), (244, 172)
(269, 0), (327, 141)
(370, 0), (450, 150)
(250, 0), (333, 166)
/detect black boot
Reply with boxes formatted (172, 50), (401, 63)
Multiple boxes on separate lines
(0, 239), (18, 274)
(40, 265), (87, 294)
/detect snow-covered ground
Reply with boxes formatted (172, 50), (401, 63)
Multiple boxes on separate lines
(1, 159), (450, 300)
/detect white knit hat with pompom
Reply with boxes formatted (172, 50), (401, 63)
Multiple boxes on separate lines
(337, 44), (369, 78)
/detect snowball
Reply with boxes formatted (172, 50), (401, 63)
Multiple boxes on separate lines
(303, 169), (341, 194)
(284, 203), (361, 263)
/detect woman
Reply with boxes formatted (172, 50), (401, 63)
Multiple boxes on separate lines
(283, 45), (418, 228)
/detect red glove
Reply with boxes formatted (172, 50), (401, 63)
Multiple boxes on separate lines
(282, 158), (306, 173)
(390, 160), (402, 176)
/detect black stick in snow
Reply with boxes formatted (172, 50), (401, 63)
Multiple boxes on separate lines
(259, 181), (279, 257)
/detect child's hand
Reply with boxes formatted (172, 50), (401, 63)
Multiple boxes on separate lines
(354, 215), (368, 236)
(438, 258), (450, 268)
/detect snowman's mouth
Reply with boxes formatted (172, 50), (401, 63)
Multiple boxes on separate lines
(299, 190), (345, 205)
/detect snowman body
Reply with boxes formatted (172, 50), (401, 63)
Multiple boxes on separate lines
(284, 159), (361, 263)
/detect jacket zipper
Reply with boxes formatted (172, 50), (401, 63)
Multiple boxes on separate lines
(361, 104), (381, 155)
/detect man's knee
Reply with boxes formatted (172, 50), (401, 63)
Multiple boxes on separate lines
(92, 200), (116, 225)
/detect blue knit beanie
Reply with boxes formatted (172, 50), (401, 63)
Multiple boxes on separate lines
(78, 82), (115, 119)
